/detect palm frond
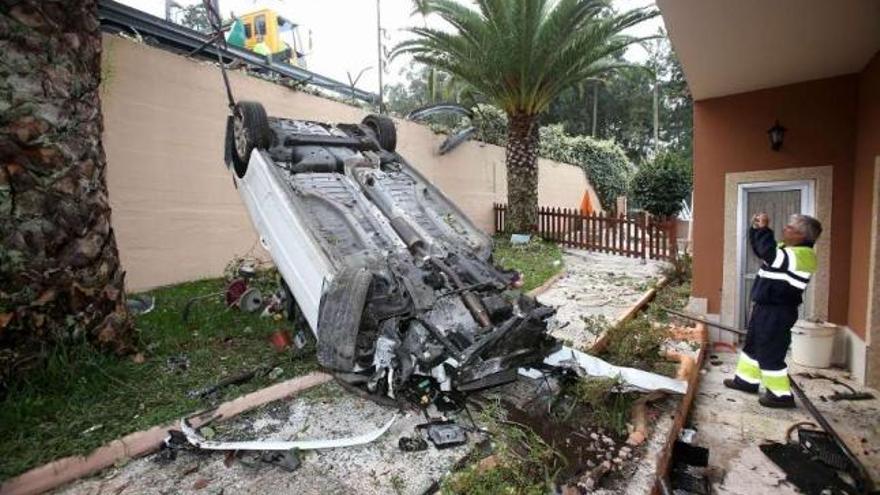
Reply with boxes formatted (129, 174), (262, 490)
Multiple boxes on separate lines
(394, 0), (659, 117)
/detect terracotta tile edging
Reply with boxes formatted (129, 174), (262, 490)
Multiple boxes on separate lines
(527, 269), (567, 298)
(651, 324), (709, 494)
(0, 371), (333, 495)
(589, 276), (671, 355)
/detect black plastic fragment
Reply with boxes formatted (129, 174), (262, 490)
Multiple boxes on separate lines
(260, 449), (301, 472)
(417, 421), (468, 449)
(398, 435), (429, 452)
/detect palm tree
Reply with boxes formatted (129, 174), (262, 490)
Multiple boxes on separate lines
(1, 0), (134, 381)
(395, 0), (657, 232)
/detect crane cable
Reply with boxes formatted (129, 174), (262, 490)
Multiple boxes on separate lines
(202, 0), (236, 109)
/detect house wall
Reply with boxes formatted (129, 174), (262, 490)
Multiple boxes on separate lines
(692, 75), (859, 327)
(99, 36), (595, 291)
(850, 53), (880, 340)
(852, 53), (880, 385)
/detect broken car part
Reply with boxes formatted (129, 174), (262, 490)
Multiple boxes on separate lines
(417, 421), (468, 449)
(789, 378), (874, 493)
(179, 413), (400, 451)
(405, 103), (477, 155)
(521, 346), (688, 394)
(406, 103), (474, 122)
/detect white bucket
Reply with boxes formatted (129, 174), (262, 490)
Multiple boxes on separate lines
(791, 320), (837, 368)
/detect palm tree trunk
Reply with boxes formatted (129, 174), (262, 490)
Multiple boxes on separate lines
(505, 113), (540, 233)
(0, 0), (134, 375)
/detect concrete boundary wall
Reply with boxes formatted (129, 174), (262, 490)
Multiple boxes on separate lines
(100, 35), (595, 291)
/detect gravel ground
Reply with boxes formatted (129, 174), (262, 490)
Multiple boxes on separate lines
(54, 383), (474, 495)
(539, 249), (664, 349)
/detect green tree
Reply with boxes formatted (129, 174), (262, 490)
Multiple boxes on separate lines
(394, 0), (656, 232)
(176, 3), (211, 33)
(629, 151), (692, 217)
(542, 32), (692, 163)
(1, 0), (135, 384)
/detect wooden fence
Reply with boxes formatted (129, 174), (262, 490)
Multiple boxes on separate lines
(494, 203), (678, 261)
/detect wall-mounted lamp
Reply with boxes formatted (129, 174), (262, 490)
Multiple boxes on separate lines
(767, 120), (786, 151)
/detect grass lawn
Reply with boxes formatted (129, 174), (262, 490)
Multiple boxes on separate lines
(0, 277), (316, 481)
(492, 236), (564, 292)
(0, 240), (565, 481)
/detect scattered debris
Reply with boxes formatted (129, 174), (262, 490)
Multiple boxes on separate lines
(259, 449), (301, 472)
(187, 367), (266, 399)
(268, 329), (292, 352)
(398, 435), (429, 452)
(510, 234), (531, 245)
(796, 372), (875, 401)
(165, 354), (190, 374)
(126, 294), (155, 315)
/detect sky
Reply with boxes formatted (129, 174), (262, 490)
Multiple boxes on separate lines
(121, 0), (665, 93)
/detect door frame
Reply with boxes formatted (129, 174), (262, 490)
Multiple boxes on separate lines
(720, 166), (832, 334)
(735, 180), (815, 328)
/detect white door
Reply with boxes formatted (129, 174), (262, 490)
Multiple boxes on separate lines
(737, 180), (815, 328)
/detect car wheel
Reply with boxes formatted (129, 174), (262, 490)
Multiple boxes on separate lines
(361, 114), (397, 152)
(231, 101), (272, 178)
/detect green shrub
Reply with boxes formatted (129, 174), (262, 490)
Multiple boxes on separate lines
(630, 151), (692, 217)
(538, 125), (634, 209)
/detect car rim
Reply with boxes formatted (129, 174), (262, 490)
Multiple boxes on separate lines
(234, 112), (249, 159)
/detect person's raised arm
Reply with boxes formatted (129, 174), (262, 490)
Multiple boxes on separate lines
(749, 213), (778, 264)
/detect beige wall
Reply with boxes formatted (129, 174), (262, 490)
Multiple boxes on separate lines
(100, 36), (594, 291)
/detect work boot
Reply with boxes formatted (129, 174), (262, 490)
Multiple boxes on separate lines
(723, 376), (759, 394)
(758, 391), (796, 409)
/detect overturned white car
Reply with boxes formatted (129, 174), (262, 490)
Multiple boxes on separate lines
(224, 101), (560, 399)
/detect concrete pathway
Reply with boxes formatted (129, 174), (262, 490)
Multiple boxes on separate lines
(691, 351), (880, 493)
(538, 249), (663, 349)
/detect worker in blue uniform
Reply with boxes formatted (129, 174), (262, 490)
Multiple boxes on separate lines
(724, 212), (822, 408)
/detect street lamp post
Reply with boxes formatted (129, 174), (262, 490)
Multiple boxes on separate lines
(376, 0), (384, 113)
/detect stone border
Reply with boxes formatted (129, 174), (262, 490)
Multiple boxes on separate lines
(0, 372), (332, 495)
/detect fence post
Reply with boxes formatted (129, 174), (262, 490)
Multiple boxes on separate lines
(638, 212), (645, 260)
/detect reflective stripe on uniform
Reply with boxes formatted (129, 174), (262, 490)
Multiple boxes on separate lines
(757, 269), (808, 289)
(761, 368), (792, 396)
(771, 249), (787, 269)
(783, 247), (816, 278)
(735, 352), (761, 384)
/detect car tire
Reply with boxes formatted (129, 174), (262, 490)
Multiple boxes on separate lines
(361, 114), (397, 152)
(231, 101), (272, 178)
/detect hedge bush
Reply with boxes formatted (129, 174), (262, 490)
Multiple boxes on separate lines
(629, 151), (692, 217)
(538, 125), (634, 209)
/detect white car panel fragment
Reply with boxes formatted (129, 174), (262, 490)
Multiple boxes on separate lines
(179, 413), (401, 451)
